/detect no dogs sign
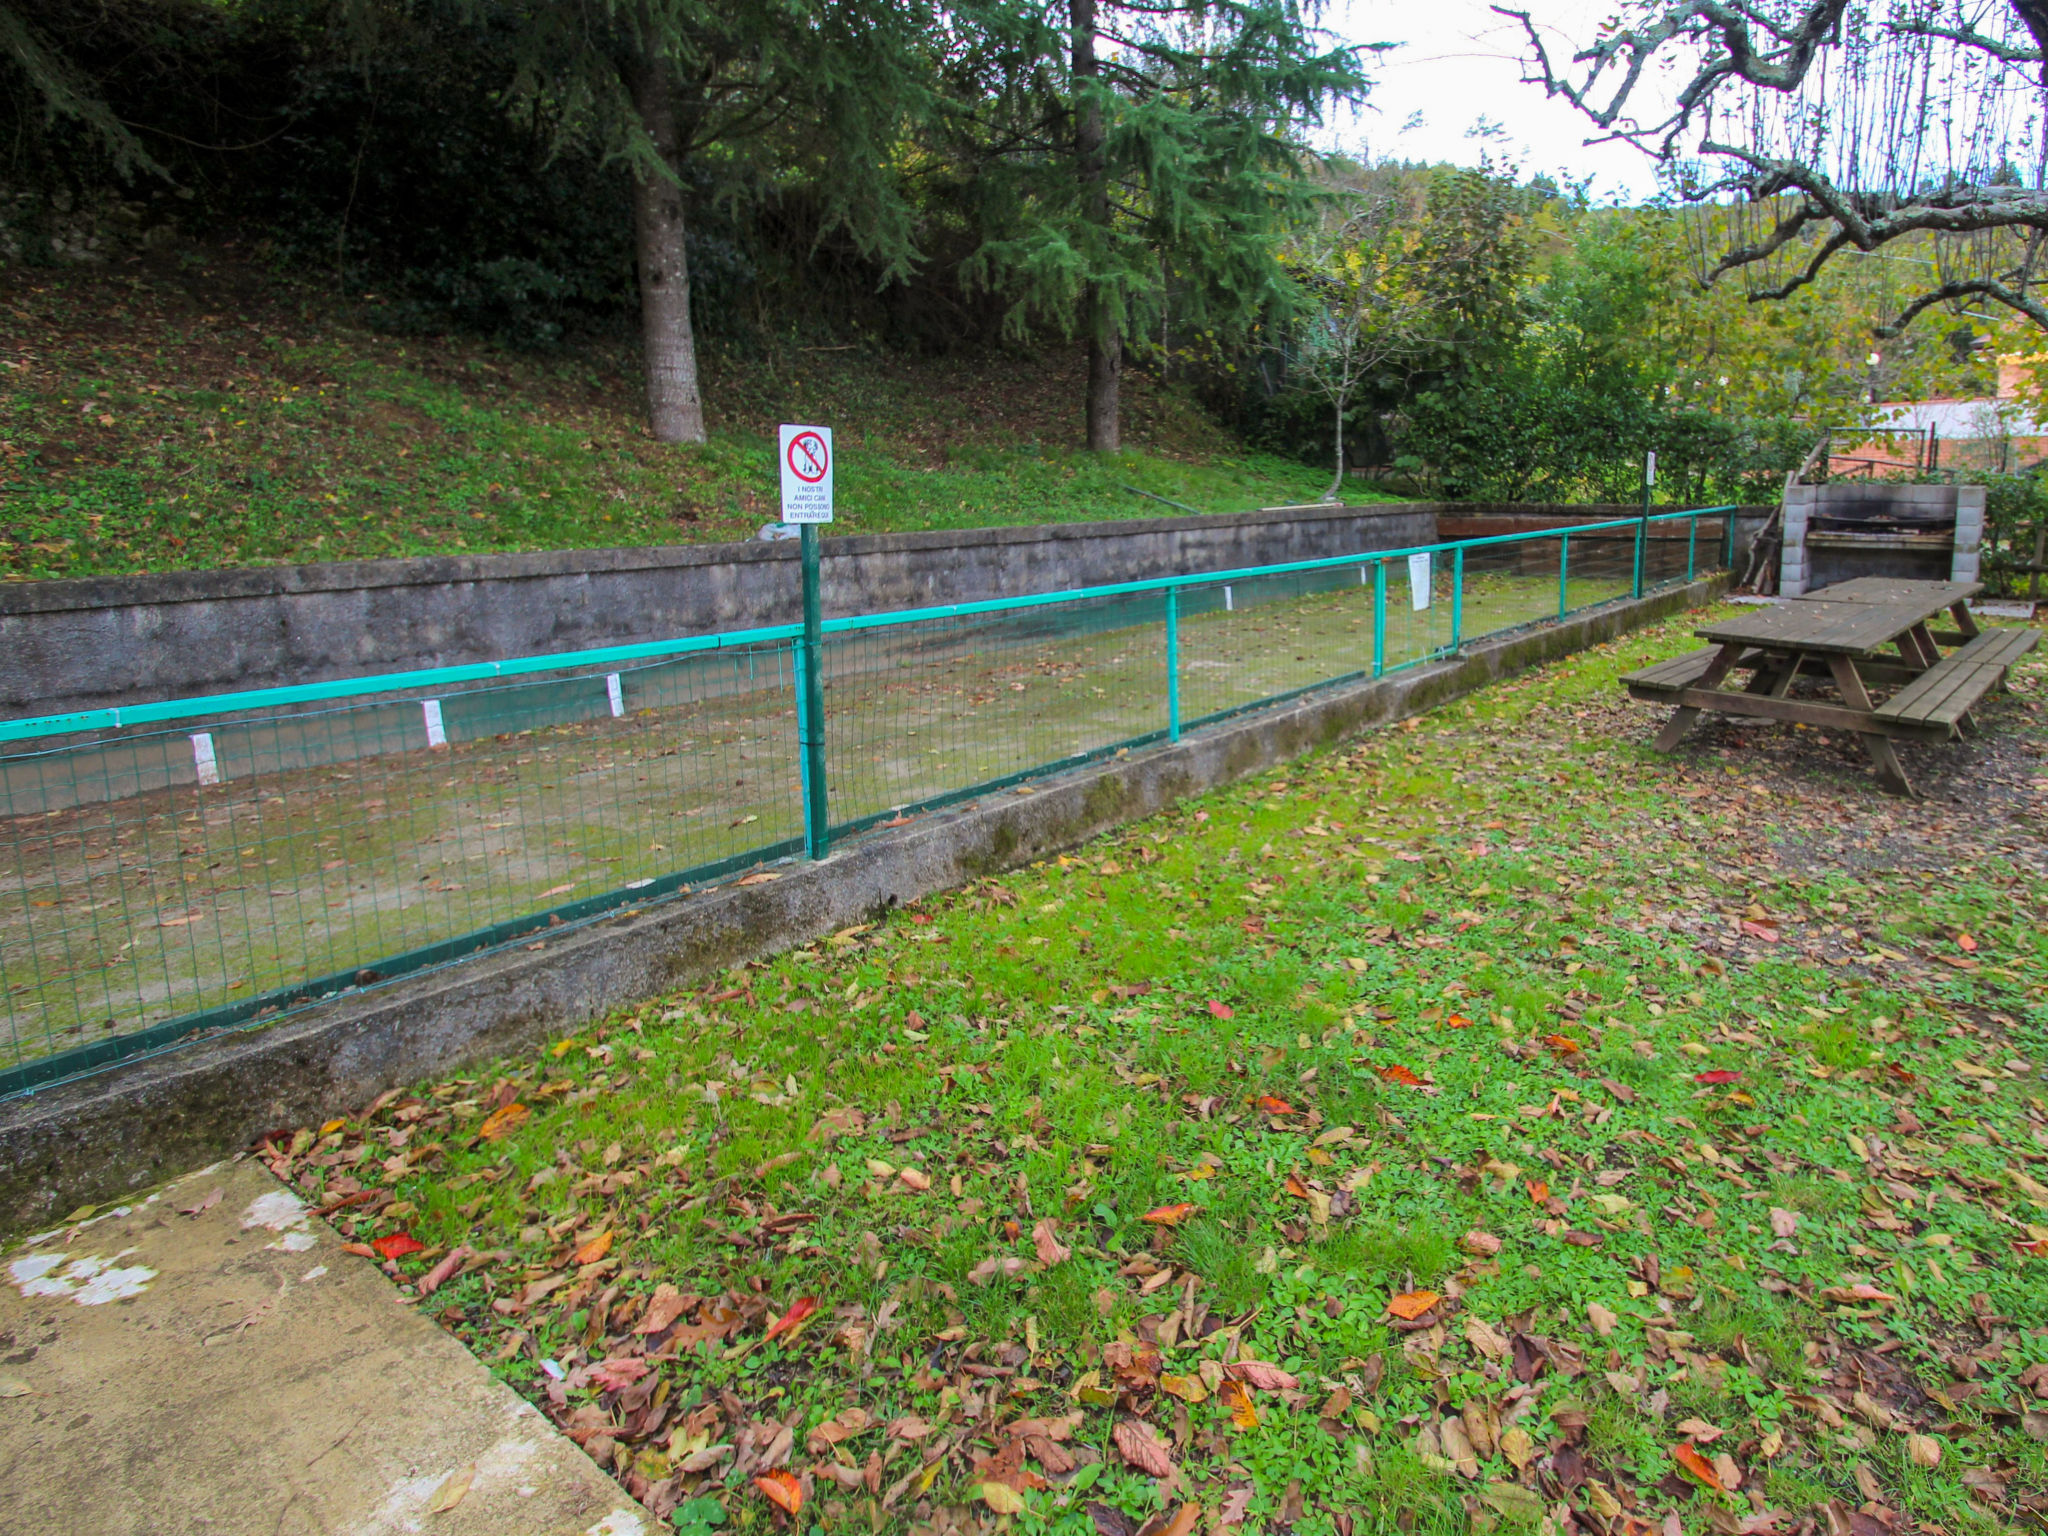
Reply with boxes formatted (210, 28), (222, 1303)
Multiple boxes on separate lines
(779, 424), (834, 524)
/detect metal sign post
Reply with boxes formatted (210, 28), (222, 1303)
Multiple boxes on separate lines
(779, 425), (834, 860)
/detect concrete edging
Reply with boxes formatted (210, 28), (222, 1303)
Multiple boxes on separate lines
(0, 574), (1726, 1231)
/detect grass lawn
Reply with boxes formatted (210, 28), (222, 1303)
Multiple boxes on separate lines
(0, 252), (1372, 582)
(252, 604), (2048, 1535)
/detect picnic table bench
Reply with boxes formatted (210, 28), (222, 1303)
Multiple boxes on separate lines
(1622, 577), (2036, 797)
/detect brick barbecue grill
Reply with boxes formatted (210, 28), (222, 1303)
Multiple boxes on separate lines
(1779, 484), (1982, 596)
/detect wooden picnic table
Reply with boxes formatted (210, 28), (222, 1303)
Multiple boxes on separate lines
(1621, 577), (2037, 797)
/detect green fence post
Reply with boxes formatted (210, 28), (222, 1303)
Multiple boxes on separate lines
(1686, 513), (1697, 583)
(798, 524), (829, 860)
(1724, 509), (1736, 571)
(1558, 534), (1570, 619)
(1372, 561), (1386, 678)
(1165, 587), (1181, 743)
(1450, 546), (1464, 652)
(1633, 451), (1654, 599)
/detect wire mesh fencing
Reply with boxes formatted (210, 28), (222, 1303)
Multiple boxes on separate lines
(0, 508), (1731, 1091)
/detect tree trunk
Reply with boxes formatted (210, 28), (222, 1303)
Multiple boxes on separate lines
(1324, 392), (1347, 503)
(1073, 0), (1119, 453)
(627, 55), (706, 445)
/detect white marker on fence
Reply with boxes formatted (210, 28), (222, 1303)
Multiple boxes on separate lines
(606, 673), (625, 717)
(1408, 551), (1433, 611)
(422, 699), (447, 748)
(190, 732), (221, 786)
(1223, 585), (1234, 611)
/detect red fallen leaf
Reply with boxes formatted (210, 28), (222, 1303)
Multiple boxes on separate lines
(1527, 1178), (1550, 1204)
(1113, 1418), (1176, 1476)
(372, 1232), (425, 1261)
(911, 913), (932, 926)
(589, 1356), (650, 1392)
(571, 1230), (613, 1266)
(1283, 1174), (1311, 1198)
(1739, 920), (1780, 943)
(2014, 1239), (2048, 1257)
(1208, 1000), (1235, 1020)
(1445, 1013), (1474, 1029)
(1228, 1361), (1300, 1391)
(1141, 1202), (1199, 1225)
(1673, 1441), (1723, 1489)
(754, 1469), (804, 1515)
(1885, 1062), (1917, 1085)
(880, 814), (914, 828)
(1375, 1063), (1422, 1086)
(1956, 931), (1978, 952)
(1542, 1033), (1581, 1054)
(1694, 1070), (1743, 1085)
(1818, 1283), (1896, 1305)
(764, 1295), (819, 1342)
(1255, 1094), (1297, 1114)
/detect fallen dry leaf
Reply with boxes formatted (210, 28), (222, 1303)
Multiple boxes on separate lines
(1673, 1441), (1721, 1490)
(1113, 1419), (1176, 1477)
(1221, 1378), (1259, 1429)
(753, 1469), (803, 1514)
(1032, 1218), (1071, 1266)
(1587, 1302), (1618, 1336)
(475, 1103), (527, 1142)
(1464, 1315), (1509, 1361)
(1229, 1360), (1299, 1391)
(1140, 1203), (1198, 1226)
(763, 1295), (818, 1343)
(1769, 1207), (1798, 1238)
(1375, 1063), (1423, 1086)
(1907, 1434), (1942, 1468)
(1387, 1289), (1439, 1321)
(1817, 1283), (1894, 1306)
(426, 1462), (475, 1515)
(570, 1230), (613, 1266)
(371, 1232), (425, 1261)
(979, 1481), (1026, 1515)
(1143, 1505), (1202, 1536)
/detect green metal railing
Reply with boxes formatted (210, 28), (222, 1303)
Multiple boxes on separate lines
(0, 506), (1731, 1094)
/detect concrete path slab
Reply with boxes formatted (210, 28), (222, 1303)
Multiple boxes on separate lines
(0, 1158), (646, 1536)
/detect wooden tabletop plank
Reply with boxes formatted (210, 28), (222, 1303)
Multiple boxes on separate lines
(1799, 577), (1980, 609)
(1697, 599), (1928, 654)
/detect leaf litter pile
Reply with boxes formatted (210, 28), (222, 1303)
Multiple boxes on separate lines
(258, 606), (2048, 1535)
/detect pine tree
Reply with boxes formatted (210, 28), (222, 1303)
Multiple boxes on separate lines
(490, 0), (935, 442)
(960, 0), (1367, 451)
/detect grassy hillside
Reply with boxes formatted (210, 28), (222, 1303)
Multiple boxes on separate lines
(0, 251), (1377, 582)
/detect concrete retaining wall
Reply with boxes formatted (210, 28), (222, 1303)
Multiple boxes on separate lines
(0, 572), (1728, 1232)
(2, 503), (1437, 719)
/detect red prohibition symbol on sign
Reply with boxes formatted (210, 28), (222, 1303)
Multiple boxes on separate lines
(786, 430), (829, 484)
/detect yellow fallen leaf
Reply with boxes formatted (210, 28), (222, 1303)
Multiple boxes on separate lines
(979, 1482), (1025, 1515)
(427, 1463), (475, 1514)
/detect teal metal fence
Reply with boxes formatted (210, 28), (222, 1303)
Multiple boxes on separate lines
(0, 507), (1731, 1093)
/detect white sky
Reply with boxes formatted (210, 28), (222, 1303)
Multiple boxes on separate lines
(1320, 0), (1669, 201)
